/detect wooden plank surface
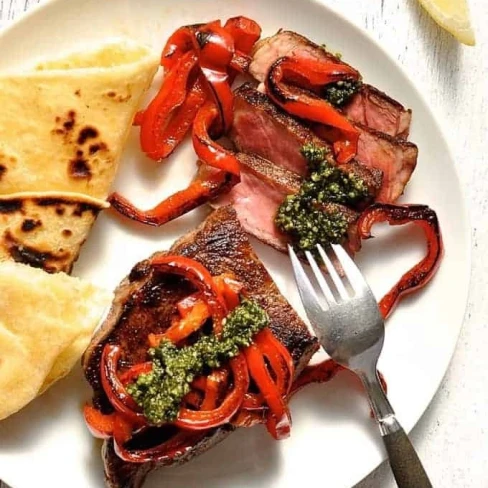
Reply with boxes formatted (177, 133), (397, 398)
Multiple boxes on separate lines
(0, 0), (486, 487)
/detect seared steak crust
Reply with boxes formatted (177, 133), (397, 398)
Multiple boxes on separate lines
(82, 206), (318, 488)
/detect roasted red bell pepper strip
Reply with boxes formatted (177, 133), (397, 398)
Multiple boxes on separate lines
(150, 255), (228, 335)
(108, 167), (237, 227)
(175, 354), (249, 430)
(193, 101), (241, 175)
(192, 23), (235, 134)
(212, 273), (243, 310)
(100, 344), (146, 424)
(156, 299), (210, 344)
(265, 56), (360, 163)
(161, 24), (199, 69)
(255, 329), (294, 395)
(139, 51), (198, 161)
(244, 341), (291, 440)
(357, 203), (444, 319)
(200, 368), (229, 410)
(149, 75), (207, 159)
(289, 360), (343, 398)
(177, 292), (202, 318)
(114, 429), (207, 464)
(83, 404), (116, 439)
(118, 362), (153, 384)
(224, 16), (261, 54)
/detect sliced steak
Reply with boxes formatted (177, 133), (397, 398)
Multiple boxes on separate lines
(211, 154), (360, 254)
(350, 124), (417, 203)
(343, 84), (412, 139)
(249, 30), (412, 139)
(231, 82), (331, 176)
(82, 206), (318, 488)
(211, 153), (300, 252)
(231, 84), (383, 199)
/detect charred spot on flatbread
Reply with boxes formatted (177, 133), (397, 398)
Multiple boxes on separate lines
(77, 126), (99, 145)
(4, 230), (67, 272)
(69, 155), (92, 179)
(89, 142), (108, 155)
(0, 193), (107, 274)
(0, 199), (23, 214)
(21, 219), (41, 232)
(0, 165), (6, 180)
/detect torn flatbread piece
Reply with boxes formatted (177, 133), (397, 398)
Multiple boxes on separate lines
(0, 192), (108, 273)
(0, 261), (112, 421)
(0, 40), (158, 199)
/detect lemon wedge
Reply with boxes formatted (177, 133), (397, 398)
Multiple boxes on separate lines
(417, 0), (475, 45)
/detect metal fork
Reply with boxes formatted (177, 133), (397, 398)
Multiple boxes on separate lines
(289, 243), (432, 488)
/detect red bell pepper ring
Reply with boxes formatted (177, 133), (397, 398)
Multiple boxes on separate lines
(113, 429), (207, 464)
(100, 344), (147, 424)
(357, 203), (444, 319)
(224, 16), (262, 54)
(108, 166), (237, 227)
(139, 51), (198, 161)
(83, 404), (116, 440)
(193, 101), (241, 176)
(175, 354), (250, 430)
(265, 56), (360, 164)
(150, 255), (228, 335)
(244, 341), (292, 440)
(192, 23), (235, 134)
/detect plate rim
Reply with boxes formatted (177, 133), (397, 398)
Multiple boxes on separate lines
(0, 0), (472, 486)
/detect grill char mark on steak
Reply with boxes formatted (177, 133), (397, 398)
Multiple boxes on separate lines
(249, 30), (412, 139)
(82, 206), (318, 488)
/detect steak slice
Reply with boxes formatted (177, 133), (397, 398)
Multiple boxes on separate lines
(82, 206), (318, 488)
(351, 124), (417, 203)
(231, 84), (383, 197)
(343, 84), (412, 139)
(231, 82), (331, 176)
(211, 154), (360, 254)
(249, 30), (412, 139)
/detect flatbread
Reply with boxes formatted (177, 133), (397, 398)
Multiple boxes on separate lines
(0, 191), (109, 273)
(0, 261), (112, 421)
(0, 40), (159, 199)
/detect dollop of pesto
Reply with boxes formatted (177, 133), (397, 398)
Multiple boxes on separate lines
(275, 144), (369, 253)
(127, 299), (269, 425)
(323, 79), (362, 107)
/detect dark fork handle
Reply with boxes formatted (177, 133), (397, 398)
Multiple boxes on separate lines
(360, 371), (433, 488)
(382, 422), (432, 488)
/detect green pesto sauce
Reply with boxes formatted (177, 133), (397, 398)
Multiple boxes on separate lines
(127, 299), (269, 425)
(275, 144), (369, 253)
(323, 79), (362, 107)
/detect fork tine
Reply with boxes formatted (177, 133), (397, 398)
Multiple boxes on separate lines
(330, 244), (371, 295)
(304, 251), (335, 305)
(316, 244), (349, 300)
(288, 246), (327, 323)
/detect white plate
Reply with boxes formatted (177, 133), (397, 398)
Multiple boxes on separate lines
(0, 0), (470, 487)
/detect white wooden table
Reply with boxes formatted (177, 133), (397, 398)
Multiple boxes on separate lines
(1, 0), (486, 487)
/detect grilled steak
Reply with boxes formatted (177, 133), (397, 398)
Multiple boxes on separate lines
(249, 30), (412, 139)
(343, 84), (412, 139)
(231, 84), (383, 197)
(350, 124), (417, 203)
(82, 206), (318, 488)
(231, 83), (331, 176)
(211, 154), (360, 254)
